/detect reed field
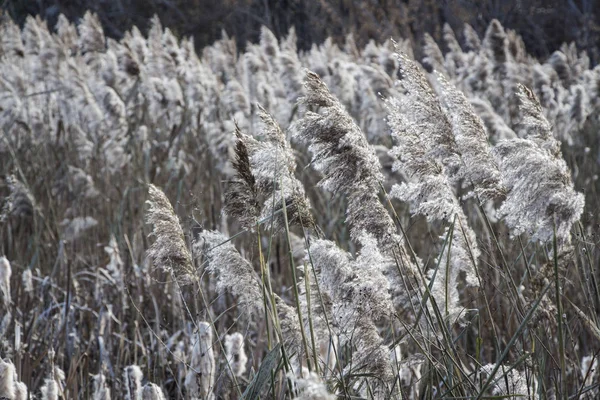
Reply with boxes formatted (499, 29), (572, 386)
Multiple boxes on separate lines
(1, 11), (600, 399)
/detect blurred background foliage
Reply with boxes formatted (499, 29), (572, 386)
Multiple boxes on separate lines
(2, 0), (599, 64)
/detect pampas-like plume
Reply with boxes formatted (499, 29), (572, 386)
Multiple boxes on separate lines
(21, 269), (32, 294)
(293, 70), (383, 196)
(184, 321), (215, 400)
(123, 365), (143, 400)
(195, 230), (263, 312)
(470, 98), (517, 142)
(0, 359), (26, 400)
(493, 85), (584, 244)
(254, 106), (313, 230)
(516, 84), (556, 146)
(1, 175), (37, 221)
(92, 373), (111, 400)
(292, 70), (403, 255)
(435, 73), (506, 201)
(0, 257), (11, 308)
(0, 359), (16, 400)
(422, 33), (446, 75)
(288, 369), (335, 400)
(581, 354), (599, 388)
(224, 333), (248, 378)
(146, 184), (194, 281)
(463, 24), (481, 52)
(483, 19), (508, 65)
(480, 364), (538, 399)
(274, 296), (304, 357)
(0, 358), (27, 400)
(13, 381), (27, 400)
(386, 100), (480, 317)
(223, 106), (313, 232)
(223, 125), (261, 230)
(141, 383), (166, 400)
(309, 238), (393, 382)
(393, 52), (462, 180)
(77, 11), (105, 54)
(40, 350), (65, 400)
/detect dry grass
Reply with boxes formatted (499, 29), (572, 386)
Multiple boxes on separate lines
(0, 12), (599, 400)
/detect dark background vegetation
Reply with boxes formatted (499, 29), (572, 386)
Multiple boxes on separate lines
(2, 0), (599, 63)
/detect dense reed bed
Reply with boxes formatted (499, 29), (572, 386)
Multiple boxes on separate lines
(0, 12), (599, 399)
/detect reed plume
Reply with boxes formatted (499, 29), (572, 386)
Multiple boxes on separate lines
(146, 184), (194, 281)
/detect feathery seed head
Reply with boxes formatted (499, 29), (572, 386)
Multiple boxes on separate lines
(92, 373), (111, 400)
(0, 257), (11, 308)
(195, 230), (263, 312)
(123, 365), (143, 400)
(145, 184), (194, 281)
(185, 321), (215, 400)
(224, 332), (247, 378)
(141, 383), (166, 400)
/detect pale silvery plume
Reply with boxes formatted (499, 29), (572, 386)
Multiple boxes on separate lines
(385, 105), (480, 317)
(581, 354), (599, 388)
(1, 175), (37, 221)
(480, 364), (538, 400)
(195, 230), (263, 312)
(224, 332), (248, 378)
(92, 373), (111, 400)
(470, 98), (517, 143)
(292, 70), (402, 254)
(483, 19), (509, 69)
(394, 51), (462, 180)
(223, 126), (261, 230)
(288, 369), (335, 400)
(516, 84), (556, 146)
(463, 24), (482, 53)
(309, 238), (393, 382)
(185, 321), (215, 400)
(443, 23), (465, 77)
(1, 18), (25, 58)
(146, 184), (194, 281)
(569, 84), (591, 130)
(141, 383), (166, 400)
(21, 269), (33, 294)
(0, 257), (11, 308)
(0, 358), (27, 400)
(77, 11), (105, 54)
(292, 70), (382, 198)
(104, 235), (124, 287)
(246, 106), (313, 231)
(123, 365), (143, 400)
(275, 295), (304, 357)
(0, 359), (16, 399)
(493, 85), (584, 244)
(60, 216), (98, 242)
(436, 73), (506, 201)
(422, 33), (446, 75)
(40, 351), (65, 400)
(13, 381), (27, 400)
(548, 51), (571, 85)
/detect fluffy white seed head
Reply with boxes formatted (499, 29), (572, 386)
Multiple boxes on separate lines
(0, 359), (16, 400)
(92, 373), (111, 400)
(0, 257), (11, 308)
(146, 184), (194, 282)
(224, 332), (247, 378)
(123, 365), (143, 400)
(288, 369), (335, 400)
(21, 269), (33, 294)
(184, 321), (215, 400)
(195, 230), (263, 312)
(141, 383), (166, 400)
